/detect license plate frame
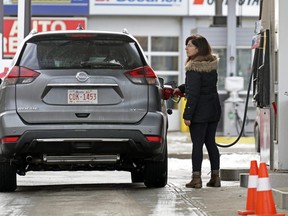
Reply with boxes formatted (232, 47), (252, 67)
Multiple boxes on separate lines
(67, 89), (98, 104)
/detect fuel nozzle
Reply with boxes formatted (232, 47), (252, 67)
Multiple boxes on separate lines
(162, 85), (184, 103)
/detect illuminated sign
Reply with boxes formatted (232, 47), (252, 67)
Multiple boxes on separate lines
(90, 0), (258, 16)
(94, 0), (183, 6)
(4, 0), (258, 16)
(90, 0), (188, 15)
(3, 17), (87, 57)
(189, 0), (259, 16)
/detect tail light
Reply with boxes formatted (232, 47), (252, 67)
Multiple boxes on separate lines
(1, 136), (19, 144)
(125, 66), (158, 85)
(145, 135), (162, 143)
(0, 67), (9, 79)
(3, 66), (40, 86)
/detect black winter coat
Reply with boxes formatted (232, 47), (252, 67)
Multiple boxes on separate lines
(179, 55), (221, 123)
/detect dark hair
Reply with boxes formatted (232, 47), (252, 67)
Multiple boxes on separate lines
(185, 34), (212, 60)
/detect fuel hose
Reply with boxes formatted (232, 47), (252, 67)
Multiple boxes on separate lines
(216, 70), (253, 148)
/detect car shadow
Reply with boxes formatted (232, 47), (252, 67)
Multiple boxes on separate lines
(15, 182), (154, 193)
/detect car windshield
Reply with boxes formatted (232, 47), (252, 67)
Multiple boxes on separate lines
(20, 39), (143, 70)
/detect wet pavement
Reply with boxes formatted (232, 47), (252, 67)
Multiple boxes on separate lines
(167, 131), (288, 216)
(0, 132), (287, 216)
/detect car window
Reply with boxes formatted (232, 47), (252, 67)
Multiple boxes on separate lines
(20, 39), (143, 70)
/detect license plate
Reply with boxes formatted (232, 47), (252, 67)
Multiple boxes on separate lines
(68, 89), (98, 104)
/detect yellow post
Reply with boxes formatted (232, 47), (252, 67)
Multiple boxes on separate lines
(180, 99), (189, 132)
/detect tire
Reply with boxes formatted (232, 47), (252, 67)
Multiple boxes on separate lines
(131, 170), (144, 183)
(144, 147), (168, 188)
(0, 162), (17, 192)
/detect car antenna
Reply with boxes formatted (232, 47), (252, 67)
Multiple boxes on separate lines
(76, 24), (84, 30)
(29, 29), (38, 35)
(122, 28), (129, 34)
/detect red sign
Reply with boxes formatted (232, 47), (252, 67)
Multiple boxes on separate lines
(193, 0), (204, 4)
(3, 17), (87, 57)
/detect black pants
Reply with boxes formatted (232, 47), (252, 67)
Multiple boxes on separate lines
(189, 122), (220, 172)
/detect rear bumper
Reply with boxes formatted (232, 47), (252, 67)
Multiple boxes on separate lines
(0, 111), (167, 159)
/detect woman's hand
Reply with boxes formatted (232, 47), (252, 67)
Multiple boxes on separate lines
(173, 88), (181, 95)
(184, 119), (191, 126)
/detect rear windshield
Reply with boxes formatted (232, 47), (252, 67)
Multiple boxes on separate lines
(20, 39), (144, 70)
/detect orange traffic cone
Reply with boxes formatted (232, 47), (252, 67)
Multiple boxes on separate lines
(253, 162), (285, 216)
(238, 160), (258, 215)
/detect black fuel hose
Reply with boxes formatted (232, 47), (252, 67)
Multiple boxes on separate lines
(216, 70), (253, 148)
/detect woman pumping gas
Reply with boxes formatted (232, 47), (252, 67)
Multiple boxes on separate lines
(173, 34), (222, 189)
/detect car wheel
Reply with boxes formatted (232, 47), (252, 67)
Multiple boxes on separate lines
(144, 147), (168, 188)
(0, 162), (17, 192)
(131, 170), (144, 183)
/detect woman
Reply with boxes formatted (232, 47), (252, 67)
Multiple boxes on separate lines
(174, 34), (222, 188)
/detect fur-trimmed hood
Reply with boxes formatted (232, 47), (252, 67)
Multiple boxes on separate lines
(185, 55), (218, 73)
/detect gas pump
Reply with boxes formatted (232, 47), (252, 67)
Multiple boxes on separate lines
(253, 0), (288, 170)
(223, 76), (246, 137)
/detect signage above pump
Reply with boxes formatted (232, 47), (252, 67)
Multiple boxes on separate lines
(189, 0), (259, 16)
(3, 0), (258, 16)
(89, 0), (188, 16)
(3, 17), (87, 57)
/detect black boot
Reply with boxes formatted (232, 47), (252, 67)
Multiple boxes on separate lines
(206, 170), (221, 187)
(186, 171), (202, 189)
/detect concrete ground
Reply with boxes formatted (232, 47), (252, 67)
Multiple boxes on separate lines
(167, 131), (288, 215)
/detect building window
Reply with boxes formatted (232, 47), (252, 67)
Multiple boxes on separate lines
(151, 37), (178, 52)
(237, 49), (252, 90)
(213, 48), (252, 91)
(213, 48), (227, 91)
(135, 36), (148, 52)
(151, 56), (178, 71)
(135, 35), (180, 110)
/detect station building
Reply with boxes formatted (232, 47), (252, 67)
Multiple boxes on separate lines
(1, 0), (259, 133)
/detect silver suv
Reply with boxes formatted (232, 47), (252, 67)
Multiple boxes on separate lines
(0, 29), (169, 191)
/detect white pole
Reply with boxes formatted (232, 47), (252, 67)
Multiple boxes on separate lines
(17, 0), (31, 46)
(277, 0), (288, 170)
(227, 0), (237, 77)
(0, 0), (3, 60)
(18, 0), (25, 46)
